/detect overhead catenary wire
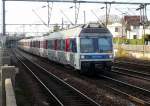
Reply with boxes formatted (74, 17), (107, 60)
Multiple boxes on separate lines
(60, 9), (74, 25)
(91, 10), (105, 26)
(32, 9), (48, 27)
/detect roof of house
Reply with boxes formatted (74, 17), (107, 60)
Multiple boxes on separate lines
(124, 16), (141, 26)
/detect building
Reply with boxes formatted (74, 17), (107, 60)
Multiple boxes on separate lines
(108, 15), (150, 39)
(107, 23), (126, 38)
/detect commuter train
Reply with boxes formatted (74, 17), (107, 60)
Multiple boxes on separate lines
(18, 23), (114, 74)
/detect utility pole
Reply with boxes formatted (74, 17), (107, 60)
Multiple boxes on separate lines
(136, 4), (146, 44)
(2, 0), (5, 36)
(105, 3), (108, 27)
(62, 17), (64, 29)
(42, 2), (53, 27)
(70, 1), (80, 26)
(74, 0), (77, 25)
(48, 2), (50, 27)
(136, 4), (147, 56)
(101, 3), (111, 27)
(83, 10), (86, 24)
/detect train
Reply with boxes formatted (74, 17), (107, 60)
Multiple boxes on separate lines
(18, 23), (114, 74)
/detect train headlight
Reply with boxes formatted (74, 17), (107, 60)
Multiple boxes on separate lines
(109, 54), (113, 58)
(81, 55), (85, 59)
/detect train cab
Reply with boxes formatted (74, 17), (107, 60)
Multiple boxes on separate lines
(77, 24), (114, 73)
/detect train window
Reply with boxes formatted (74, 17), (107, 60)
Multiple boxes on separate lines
(98, 37), (112, 52)
(57, 40), (61, 50)
(65, 39), (70, 52)
(54, 40), (57, 50)
(38, 41), (40, 48)
(45, 40), (48, 49)
(52, 40), (55, 50)
(80, 38), (94, 53)
(34, 41), (35, 47)
(32, 41), (34, 47)
(34, 41), (36, 47)
(35, 41), (38, 47)
(49, 40), (54, 49)
(60, 40), (65, 51)
(43, 40), (46, 49)
(35, 41), (37, 47)
(48, 40), (51, 49)
(115, 27), (119, 32)
(70, 39), (77, 53)
(40, 41), (42, 48)
(33, 41), (34, 47)
(32, 41), (33, 47)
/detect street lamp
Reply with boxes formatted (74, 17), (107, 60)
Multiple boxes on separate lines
(42, 2), (53, 27)
(114, 8), (128, 38)
(69, 3), (80, 25)
(83, 10), (86, 24)
(100, 3), (111, 27)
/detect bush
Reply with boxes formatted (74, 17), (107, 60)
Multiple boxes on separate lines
(113, 37), (144, 45)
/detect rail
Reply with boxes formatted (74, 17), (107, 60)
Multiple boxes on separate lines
(99, 74), (150, 105)
(14, 50), (100, 106)
(112, 66), (150, 81)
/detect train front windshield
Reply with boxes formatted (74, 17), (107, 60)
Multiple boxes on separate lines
(80, 37), (112, 53)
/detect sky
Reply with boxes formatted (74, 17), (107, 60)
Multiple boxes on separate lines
(1, 0), (150, 35)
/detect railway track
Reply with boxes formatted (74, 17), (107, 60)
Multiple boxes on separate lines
(112, 66), (150, 81)
(13, 50), (100, 106)
(114, 60), (150, 75)
(98, 74), (150, 106)
(115, 60), (150, 68)
(15, 49), (150, 106)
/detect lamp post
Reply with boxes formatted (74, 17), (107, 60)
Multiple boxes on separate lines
(114, 8), (128, 39)
(100, 3), (111, 27)
(42, 2), (53, 27)
(136, 4), (147, 55)
(70, 1), (80, 25)
(2, 0), (5, 36)
(121, 13), (126, 38)
(83, 10), (86, 24)
(136, 4), (147, 45)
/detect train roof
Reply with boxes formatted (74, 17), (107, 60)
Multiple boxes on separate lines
(19, 23), (112, 42)
(47, 23), (111, 39)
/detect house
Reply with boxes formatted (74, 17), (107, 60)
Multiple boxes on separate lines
(108, 15), (150, 40)
(107, 23), (126, 38)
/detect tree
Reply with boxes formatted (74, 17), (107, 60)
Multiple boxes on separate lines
(53, 24), (60, 32)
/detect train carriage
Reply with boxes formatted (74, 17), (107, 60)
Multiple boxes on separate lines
(47, 23), (114, 73)
(39, 36), (48, 58)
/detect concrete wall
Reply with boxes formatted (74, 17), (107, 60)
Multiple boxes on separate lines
(5, 79), (17, 106)
(0, 48), (18, 106)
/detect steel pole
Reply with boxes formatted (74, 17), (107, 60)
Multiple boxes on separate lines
(48, 2), (50, 27)
(105, 3), (108, 27)
(75, 2), (77, 25)
(2, 0), (5, 36)
(84, 10), (86, 24)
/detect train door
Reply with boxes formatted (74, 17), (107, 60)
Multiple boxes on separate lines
(69, 38), (77, 67)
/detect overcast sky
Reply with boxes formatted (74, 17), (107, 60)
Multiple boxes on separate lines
(1, 0), (150, 34)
